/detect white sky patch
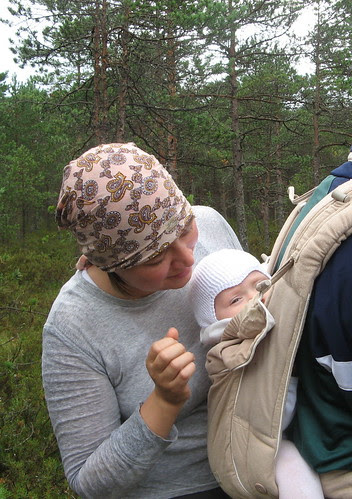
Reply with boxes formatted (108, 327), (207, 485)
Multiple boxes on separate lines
(0, 1), (33, 81)
(291, 5), (316, 75)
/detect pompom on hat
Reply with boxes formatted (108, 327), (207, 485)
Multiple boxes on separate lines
(56, 143), (192, 270)
(190, 249), (270, 328)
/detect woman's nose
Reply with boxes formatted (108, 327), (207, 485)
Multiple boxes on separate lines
(170, 239), (195, 267)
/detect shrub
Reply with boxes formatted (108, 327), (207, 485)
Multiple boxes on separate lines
(0, 231), (78, 497)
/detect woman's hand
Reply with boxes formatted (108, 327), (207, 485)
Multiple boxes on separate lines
(146, 328), (196, 406)
(141, 328), (196, 437)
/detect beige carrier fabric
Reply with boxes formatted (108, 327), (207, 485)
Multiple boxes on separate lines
(206, 180), (352, 498)
(320, 469), (352, 499)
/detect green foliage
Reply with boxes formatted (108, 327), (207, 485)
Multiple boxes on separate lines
(0, 231), (78, 498)
(0, 485), (11, 499)
(0, 79), (75, 242)
(186, 193), (195, 205)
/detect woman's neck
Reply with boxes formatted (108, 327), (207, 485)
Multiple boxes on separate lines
(87, 266), (125, 298)
(87, 266), (151, 300)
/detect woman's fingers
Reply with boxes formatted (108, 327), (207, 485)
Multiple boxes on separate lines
(148, 335), (181, 361)
(165, 327), (179, 341)
(162, 350), (195, 380)
(146, 328), (196, 405)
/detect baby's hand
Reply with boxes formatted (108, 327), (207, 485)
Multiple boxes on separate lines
(146, 328), (196, 406)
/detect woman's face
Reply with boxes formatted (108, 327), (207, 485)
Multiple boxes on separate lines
(114, 218), (199, 298)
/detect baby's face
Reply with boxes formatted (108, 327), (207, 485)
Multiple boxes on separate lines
(214, 271), (268, 321)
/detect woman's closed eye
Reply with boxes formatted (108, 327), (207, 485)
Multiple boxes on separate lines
(143, 254), (165, 267)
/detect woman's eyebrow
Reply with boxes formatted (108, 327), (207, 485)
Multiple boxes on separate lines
(181, 215), (195, 234)
(144, 215), (195, 265)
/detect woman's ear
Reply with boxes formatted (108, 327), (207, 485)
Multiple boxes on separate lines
(76, 255), (91, 270)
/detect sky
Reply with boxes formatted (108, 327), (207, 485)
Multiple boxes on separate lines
(0, 1), (32, 81)
(0, 1), (315, 83)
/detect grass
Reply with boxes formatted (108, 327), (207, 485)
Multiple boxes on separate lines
(0, 230), (79, 498)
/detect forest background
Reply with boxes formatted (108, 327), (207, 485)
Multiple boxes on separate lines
(0, 0), (351, 497)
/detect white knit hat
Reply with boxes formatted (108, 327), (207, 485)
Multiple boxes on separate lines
(190, 249), (270, 328)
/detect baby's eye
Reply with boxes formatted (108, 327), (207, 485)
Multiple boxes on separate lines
(230, 296), (242, 305)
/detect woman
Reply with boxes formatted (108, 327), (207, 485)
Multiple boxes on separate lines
(43, 142), (241, 498)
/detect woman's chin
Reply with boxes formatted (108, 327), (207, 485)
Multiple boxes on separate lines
(167, 267), (192, 287)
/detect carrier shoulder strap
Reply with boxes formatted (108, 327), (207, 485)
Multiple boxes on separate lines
(269, 174), (337, 273)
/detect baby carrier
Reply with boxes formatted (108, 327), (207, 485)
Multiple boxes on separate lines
(206, 175), (352, 498)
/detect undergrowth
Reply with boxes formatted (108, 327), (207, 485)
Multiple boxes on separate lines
(0, 230), (79, 498)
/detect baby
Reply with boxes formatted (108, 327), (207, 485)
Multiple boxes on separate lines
(190, 248), (324, 499)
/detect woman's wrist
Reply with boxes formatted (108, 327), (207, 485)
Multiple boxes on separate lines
(140, 389), (184, 438)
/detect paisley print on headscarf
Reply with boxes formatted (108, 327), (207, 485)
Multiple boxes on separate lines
(106, 172), (133, 202)
(56, 143), (192, 270)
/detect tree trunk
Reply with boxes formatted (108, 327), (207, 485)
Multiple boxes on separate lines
(93, 0), (109, 143)
(312, 4), (322, 186)
(274, 121), (286, 228)
(165, 11), (178, 181)
(229, 0), (248, 250)
(262, 170), (270, 252)
(116, 2), (130, 143)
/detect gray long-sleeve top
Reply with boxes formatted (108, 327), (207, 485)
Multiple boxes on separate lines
(42, 206), (242, 498)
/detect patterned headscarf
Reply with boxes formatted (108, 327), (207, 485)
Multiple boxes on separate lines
(56, 142), (192, 270)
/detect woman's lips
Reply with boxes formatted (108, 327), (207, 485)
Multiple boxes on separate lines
(169, 267), (192, 279)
